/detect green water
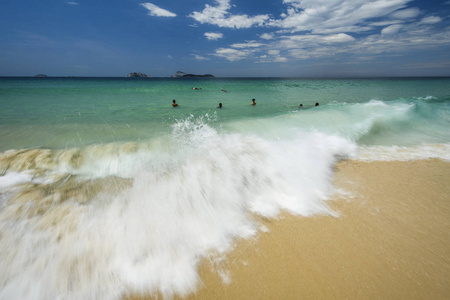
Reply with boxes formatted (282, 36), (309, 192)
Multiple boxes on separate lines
(1, 77), (449, 150)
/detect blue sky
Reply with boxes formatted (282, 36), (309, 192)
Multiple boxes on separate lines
(1, 0), (449, 77)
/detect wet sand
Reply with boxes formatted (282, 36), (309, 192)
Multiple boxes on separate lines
(131, 159), (450, 299)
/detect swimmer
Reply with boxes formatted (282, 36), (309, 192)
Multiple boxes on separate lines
(221, 89), (227, 92)
(251, 98), (256, 105)
(299, 103), (303, 108)
(315, 102), (319, 106)
(192, 87), (202, 90)
(172, 99), (178, 107)
(217, 103), (222, 108)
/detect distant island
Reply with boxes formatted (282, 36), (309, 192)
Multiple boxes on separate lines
(34, 74), (48, 77)
(171, 71), (214, 78)
(125, 71), (213, 78)
(127, 72), (151, 78)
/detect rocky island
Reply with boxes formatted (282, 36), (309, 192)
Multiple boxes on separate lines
(126, 72), (151, 78)
(171, 71), (214, 78)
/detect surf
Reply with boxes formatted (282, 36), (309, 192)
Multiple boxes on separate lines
(0, 115), (357, 299)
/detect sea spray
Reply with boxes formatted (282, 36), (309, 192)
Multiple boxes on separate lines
(0, 115), (356, 299)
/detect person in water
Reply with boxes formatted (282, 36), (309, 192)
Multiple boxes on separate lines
(251, 98), (256, 105)
(217, 103), (222, 108)
(299, 103), (303, 108)
(172, 99), (178, 107)
(192, 87), (202, 90)
(315, 102), (319, 106)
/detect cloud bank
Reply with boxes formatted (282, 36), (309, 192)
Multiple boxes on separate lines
(187, 0), (449, 63)
(137, 0), (449, 66)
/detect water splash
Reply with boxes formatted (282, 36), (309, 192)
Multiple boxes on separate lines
(0, 116), (356, 299)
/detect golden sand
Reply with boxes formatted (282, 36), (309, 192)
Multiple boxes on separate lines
(132, 159), (450, 299)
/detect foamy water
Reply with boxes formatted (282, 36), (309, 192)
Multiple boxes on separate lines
(1, 77), (449, 299)
(0, 117), (358, 299)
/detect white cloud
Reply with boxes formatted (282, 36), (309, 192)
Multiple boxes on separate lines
(370, 20), (404, 26)
(268, 19), (450, 61)
(280, 33), (355, 46)
(288, 48), (310, 59)
(230, 41), (265, 48)
(204, 32), (224, 40)
(269, 0), (413, 34)
(273, 56), (288, 62)
(381, 24), (403, 35)
(256, 50), (287, 63)
(352, 22), (450, 55)
(67, 2), (79, 5)
(268, 50), (280, 55)
(192, 54), (210, 60)
(189, 0), (270, 28)
(260, 33), (275, 40)
(189, 0), (424, 35)
(322, 33), (355, 43)
(203, 0), (448, 66)
(213, 48), (252, 61)
(390, 8), (420, 19)
(140, 3), (176, 17)
(269, 50), (288, 62)
(420, 16), (442, 24)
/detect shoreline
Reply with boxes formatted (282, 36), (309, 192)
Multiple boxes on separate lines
(131, 159), (450, 299)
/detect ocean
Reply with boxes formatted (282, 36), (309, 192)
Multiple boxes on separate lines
(0, 77), (449, 299)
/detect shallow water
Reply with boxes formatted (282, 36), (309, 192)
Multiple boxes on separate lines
(1, 77), (449, 149)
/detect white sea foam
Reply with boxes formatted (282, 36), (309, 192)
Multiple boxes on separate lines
(356, 143), (450, 161)
(0, 117), (356, 299)
(0, 172), (32, 189)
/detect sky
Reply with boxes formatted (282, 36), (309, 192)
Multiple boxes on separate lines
(0, 0), (449, 77)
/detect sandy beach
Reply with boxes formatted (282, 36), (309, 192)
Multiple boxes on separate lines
(129, 159), (450, 299)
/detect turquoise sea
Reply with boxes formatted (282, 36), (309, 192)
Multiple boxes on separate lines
(1, 77), (450, 150)
(0, 77), (449, 299)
